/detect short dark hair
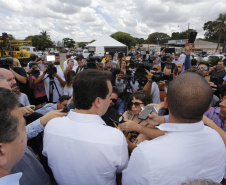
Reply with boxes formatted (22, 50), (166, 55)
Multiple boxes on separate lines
(198, 62), (209, 70)
(112, 86), (120, 97)
(220, 84), (226, 98)
(29, 62), (38, 68)
(58, 95), (70, 103)
(126, 90), (152, 111)
(55, 53), (60, 57)
(167, 72), (213, 122)
(191, 59), (197, 66)
(30, 54), (37, 61)
(223, 60), (226, 66)
(185, 68), (203, 77)
(73, 69), (112, 110)
(0, 88), (20, 142)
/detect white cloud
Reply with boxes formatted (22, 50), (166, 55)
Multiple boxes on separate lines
(0, 0), (225, 42)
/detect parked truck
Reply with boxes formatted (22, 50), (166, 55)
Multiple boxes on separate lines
(0, 33), (36, 66)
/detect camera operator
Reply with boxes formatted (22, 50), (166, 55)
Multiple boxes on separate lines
(28, 62), (48, 105)
(34, 60), (66, 103)
(27, 54), (38, 70)
(0, 55), (29, 95)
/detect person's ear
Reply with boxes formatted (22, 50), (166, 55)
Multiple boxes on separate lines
(94, 97), (101, 109)
(0, 144), (8, 167)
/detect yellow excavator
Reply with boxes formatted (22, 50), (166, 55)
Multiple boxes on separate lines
(0, 33), (35, 66)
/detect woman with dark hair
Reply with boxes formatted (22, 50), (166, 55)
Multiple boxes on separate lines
(64, 70), (76, 96)
(121, 90), (152, 152)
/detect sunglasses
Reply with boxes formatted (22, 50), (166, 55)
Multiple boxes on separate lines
(111, 98), (117, 103)
(198, 67), (208, 71)
(130, 102), (144, 107)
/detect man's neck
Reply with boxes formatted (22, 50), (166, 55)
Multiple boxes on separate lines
(74, 108), (98, 115)
(0, 168), (10, 178)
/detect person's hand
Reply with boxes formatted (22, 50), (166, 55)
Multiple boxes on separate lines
(185, 40), (194, 55)
(118, 120), (141, 132)
(20, 105), (35, 117)
(40, 109), (68, 126)
(146, 102), (165, 112)
(145, 69), (153, 83)
(158, 80), (167, 90)
(28, 68), (32, 74)
(208, 82), (217, 92)
(147, 113), (165, 127)
(52, 73), (59, 78)
(42, 67), (47, 74)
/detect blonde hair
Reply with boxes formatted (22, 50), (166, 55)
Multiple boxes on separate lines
(13, 58), (22, 67)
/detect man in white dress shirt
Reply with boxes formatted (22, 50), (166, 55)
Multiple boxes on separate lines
(43, 69), (129, 185)
(122, 72), (226, 185)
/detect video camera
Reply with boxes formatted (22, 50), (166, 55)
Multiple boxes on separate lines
(46, 62), (57, 75)
(152, 62), (175, 82)
(0, 58), (13, 69)
(27, 67), (40, 76)
(85, 55), (103, 69)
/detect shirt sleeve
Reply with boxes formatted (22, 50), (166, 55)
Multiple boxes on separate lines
(164, 115), (169, 123)
(116, 99), (125, 114)
(184, 54), (191, 70)
(151, 82), (160, 104)
(116, 134), (129, 173)
(122, 142), (150, 184)
(26, 118), (44, 140)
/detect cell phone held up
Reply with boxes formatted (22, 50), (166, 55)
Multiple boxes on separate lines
(138, 106), (158, 120)
(188, 32), (197, 44)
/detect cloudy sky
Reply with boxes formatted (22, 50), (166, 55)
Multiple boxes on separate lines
(0, 0), (225, 43)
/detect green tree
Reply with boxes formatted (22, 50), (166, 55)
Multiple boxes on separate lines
(78, 42), (88, 49)
(24, 35), (34, 41)
(134, 37), (145, 49)
(171, 29), (196, 40)
(147, 32), (170, 45)
(25, 31), (53, 50)
(203, 12), (226, 51)
(63, 38), (75, 48)
(110, 32), (136, 49)
(215, 12), (226, 52)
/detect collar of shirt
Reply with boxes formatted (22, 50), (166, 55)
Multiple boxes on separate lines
(157, 121), (204, 132)
(67, 110), (106, 125)
(0, 172), (22, 185)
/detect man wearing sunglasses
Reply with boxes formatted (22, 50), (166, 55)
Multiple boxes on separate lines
(197, 62), (209, 77)
(109, 86), (125, 114)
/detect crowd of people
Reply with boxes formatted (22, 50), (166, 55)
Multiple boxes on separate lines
(0, 40), (226, 185)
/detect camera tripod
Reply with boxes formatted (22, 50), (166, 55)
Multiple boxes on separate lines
(43, 75), (61, 103)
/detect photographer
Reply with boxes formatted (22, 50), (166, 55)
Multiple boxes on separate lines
(0, 55), (28, 95)
(34, 60), (66, 103)
(28, 62), (47, 105)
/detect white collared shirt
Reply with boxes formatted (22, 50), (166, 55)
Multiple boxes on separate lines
(0, 173), (22, 185)
(122, 121), (226, 185)
(43, 110), (128, 185)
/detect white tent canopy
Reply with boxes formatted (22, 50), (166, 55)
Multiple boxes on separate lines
(86, 35), (127, 47)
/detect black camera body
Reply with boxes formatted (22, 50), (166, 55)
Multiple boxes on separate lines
(46, 63), (57, 75)
(152, 70), (173, 82)
(85, 55), (103, 69)
(0, 58), (13, 69)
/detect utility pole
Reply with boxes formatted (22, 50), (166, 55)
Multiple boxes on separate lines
(187, 23), (190, 39)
